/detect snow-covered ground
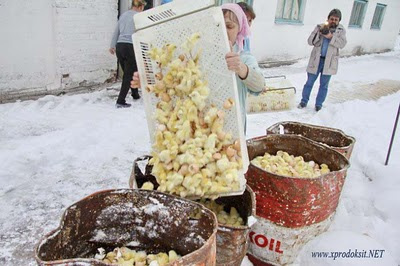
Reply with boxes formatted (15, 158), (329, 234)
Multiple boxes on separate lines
(1, 43), (400, 265)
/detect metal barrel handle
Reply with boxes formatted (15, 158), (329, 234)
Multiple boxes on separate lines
(129, 155), (152, 188)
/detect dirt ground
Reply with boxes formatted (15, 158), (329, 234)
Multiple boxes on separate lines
(329, 79), (400, 103)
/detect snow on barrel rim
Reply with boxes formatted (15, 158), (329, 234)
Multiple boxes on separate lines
(35, 189), (218, 265)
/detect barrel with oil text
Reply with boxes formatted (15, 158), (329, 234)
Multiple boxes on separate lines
(245, 135), (350, 265)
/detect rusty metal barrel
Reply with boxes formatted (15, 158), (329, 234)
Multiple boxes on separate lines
(130, 155), (256, 266)
(245, 135), (350, 265)
(35, 189), (218, 266)
(213, 185), (256, 266)
(266, 121), (356, 159)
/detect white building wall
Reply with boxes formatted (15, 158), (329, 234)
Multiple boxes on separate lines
(345, 0), (400, 54)
(0, 0), (118, 101)
(0, 0), (58, 92)
(54, 0), (117, 89)
(251, 0), (400, 62)
(1, 0), (399, 100)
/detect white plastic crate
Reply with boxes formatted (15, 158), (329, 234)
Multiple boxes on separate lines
(132, 0), (248, 198)
(247, 76), (296, 113)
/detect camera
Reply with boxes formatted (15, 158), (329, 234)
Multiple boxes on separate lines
(319, 22), (336, 35)
(320, 25), (330, 35)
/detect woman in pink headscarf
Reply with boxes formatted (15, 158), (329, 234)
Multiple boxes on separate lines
(222, 3), (265, 133)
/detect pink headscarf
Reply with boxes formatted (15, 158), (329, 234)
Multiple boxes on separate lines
(221, 3), (251, 52)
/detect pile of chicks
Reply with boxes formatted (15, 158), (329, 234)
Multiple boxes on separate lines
(147, 33), (243, 198)
(140, 182), (244, 227)
(192, 199), (244, 227)
(248, 88), (293, 113)
(95, 247), (180, 266)
(251, 150), (331, 178)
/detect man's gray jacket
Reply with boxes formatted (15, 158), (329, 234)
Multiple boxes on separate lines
(306, 23), (347, 75)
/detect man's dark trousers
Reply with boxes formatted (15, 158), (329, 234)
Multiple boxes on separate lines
(116, 42), (137, 104)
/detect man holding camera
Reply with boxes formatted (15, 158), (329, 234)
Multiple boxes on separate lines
(298, 9), (347, 111)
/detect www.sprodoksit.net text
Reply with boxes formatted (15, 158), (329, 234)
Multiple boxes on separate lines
(311, 249), (385, 260)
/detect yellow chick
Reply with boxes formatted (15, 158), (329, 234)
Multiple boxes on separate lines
(182, 32), (201, 53)
(134, 251), (147, 263)
(141, 182), (154, 190)
(216, 155), (230, 172)
(155, 252), (169, 266)
(168, 250), (180, 262)
(148, 47), (163, 61)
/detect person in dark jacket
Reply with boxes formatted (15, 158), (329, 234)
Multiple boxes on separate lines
(298, 9), (347, 112)
(109, 0), (146, 108)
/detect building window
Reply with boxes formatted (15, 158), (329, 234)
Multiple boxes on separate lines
(216, 0), (254, 6)
(349, 0), (368, 28)
(275, 0), (305, 24)
(371, 3), (386, 30)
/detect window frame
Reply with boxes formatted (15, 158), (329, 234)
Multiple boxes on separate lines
(370, 3), (386, 30)
(274, 0), (306, 25)
(349, 0), (368, 28)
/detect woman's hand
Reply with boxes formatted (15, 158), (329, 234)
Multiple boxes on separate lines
(130, 72), (140, 88)
(225, 52), (249, 79)
(109, 48), (116, 55)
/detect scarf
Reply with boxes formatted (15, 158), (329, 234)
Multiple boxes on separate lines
(221, 3), (251, 52)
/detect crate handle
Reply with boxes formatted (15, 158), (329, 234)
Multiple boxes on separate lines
(263, 86), (296, 94)
(263, 75), (287, 80)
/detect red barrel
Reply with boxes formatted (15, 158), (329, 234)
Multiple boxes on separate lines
(266, 121), (356, 160)
(245, 135), (350, 265)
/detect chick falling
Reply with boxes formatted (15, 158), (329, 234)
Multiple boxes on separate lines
(95, 246), (181, 266)
(251, 150), (331, 178)
(147, 33), (243, 198)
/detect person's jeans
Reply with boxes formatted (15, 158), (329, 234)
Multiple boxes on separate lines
(301, 59), (332, 108)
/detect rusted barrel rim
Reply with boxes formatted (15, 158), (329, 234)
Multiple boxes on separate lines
(266, 121), (356, 149)
(35, 241), (98, 266)
(247, 134), (350, 180)
(35, 189), (218, 265)
(129, 156), (256, 231)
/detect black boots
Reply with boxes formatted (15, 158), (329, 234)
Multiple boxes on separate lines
(298, 102), (306, 109)
(116, 102), (132, 108)
(116, 89), (140, 108)
(132, 88), (140, 100)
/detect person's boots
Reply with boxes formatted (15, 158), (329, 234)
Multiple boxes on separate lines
(298, 102), (306, 109)
(131, 88), (140, 100)
(116, 102), (132, 108)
